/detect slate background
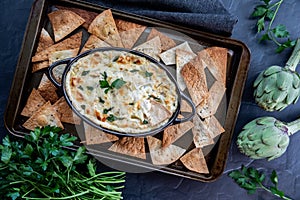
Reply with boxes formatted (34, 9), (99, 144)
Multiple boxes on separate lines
(1, 0), (300, 199)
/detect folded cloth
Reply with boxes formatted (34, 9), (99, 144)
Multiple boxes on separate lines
(85, 0), (237, 36)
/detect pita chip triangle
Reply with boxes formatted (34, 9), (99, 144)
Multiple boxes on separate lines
(180, 148), (209, 174)
(162, 121), (194, 148)
(88, 9), (123, 47)
(23, 101), (64, 131)
(80, 35), (110, 53)
(52, 97), (81, 125)
(108, 137), (146, 159)
(147, 136), (185, 165)
(159, 41), (194, 65)
(83, 122), (118, 145)
(21, 88), (47, 117)
(120, 27), (146, 49)
(133, 36), (161, 61)
(147, 28), (176, 51)
(176, 49), (197, 91)
(48, 10), (85, 42)
(32, 31), (82, 62)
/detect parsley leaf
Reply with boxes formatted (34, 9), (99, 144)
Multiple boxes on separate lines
(111, 78), (127, 89)
(251, 0), (296, 53)
(229, 165), (292, 200)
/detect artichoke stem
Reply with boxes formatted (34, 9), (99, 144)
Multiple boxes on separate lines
(285, 38), (300, 71)
(287, 117), (300, 136)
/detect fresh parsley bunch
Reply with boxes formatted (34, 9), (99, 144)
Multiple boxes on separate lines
(252, 0), (296, 53)
(0, 126), (125, 200)
(229, 165), (292, 200)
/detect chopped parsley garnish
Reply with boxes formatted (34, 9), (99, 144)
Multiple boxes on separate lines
(107, 114), (124, 122)
(87, 86), (94, 91)
(103, 107), (114, 114)
(81, 70), (90, 76)
(130, 69), (139, 73)
(142, 120), (149, 124)
(81, 105), (86, 110)
(111, 79), (127, 89)
(129, 102), (134, 105)
(99, 97), (105, 104)
(99, 71), (127, 94)
(145, 71), (153, 77)
(78, 85), (84, 91)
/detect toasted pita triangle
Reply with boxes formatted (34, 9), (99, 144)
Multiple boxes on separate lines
(180, 148), (209, 174)
(23, 101), (64, 131)
(133, 36), (161, 61)
(202, 115), (225, 138)
(197, 80), (226, 118)
(52, 97), (81, 125)
(198, 47), (228, 84)
(21, 88), (47, 117)
(181, 58), (208, 107)
(32, 32), (82, 62)
(36, 28), (54, 53)
(159, 41), (194, 65)
(55, 6), (98, 29)
(120, 27), (146, 49)
(147, 136), (185, 165)
(176, 49), (197, 91)
(147, 28), (176, 51)
(37, 74), (59, 103)
(180, 99), (193, 113)
(32, 61), (49, 73)
(146, 100), (172, 126)
(115, 19), (145, 32)
(80, 35), (110, 53)
(48, 10), (85, 42)
(162, 121), (194, 148)
(192, 115), (214, 148)
(88, 9), (123, 47)
(108, 137), (146, 159)
(83, 122), (118, 145)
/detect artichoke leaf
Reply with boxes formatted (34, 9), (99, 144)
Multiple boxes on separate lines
(276, 71), (293, 91)
(272, 89), (288, 103)
(254, 81), (266, 98)
(263, 65), (282, 76)
(262, 76), (277, 93)
(274, 102), (288, 111)
(286, 88), (300, 105)
(253, 71), (265, 87)
(292, 72), (300, 88)
(256, 117), (276, 125)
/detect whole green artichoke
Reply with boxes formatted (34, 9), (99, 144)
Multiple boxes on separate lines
(237, 116), (300, 161)
(253, 38), (300, 111)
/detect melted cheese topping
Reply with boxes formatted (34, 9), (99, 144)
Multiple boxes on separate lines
(65, 50), (178, 133)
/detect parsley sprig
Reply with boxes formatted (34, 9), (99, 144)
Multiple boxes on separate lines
(252, 0), (296, 53)
(0, 126), (125, 199)
(229, 165), (292, 200)
(100, 71), (127, 94)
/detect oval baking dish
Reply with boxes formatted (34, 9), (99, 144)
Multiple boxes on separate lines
(48, 47), (195, 137)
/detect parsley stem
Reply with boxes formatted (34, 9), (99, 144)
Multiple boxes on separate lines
(259, 182), (292, 200)
(268, 0), (284, 31)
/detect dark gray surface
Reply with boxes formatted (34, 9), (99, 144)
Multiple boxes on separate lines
(1, 0), (300, 199)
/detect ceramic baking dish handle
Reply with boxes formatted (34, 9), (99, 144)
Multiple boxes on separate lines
(174, 92), (196, 124)
(47, 58), (72, 88)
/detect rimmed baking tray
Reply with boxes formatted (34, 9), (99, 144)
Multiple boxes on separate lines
(4, 0), (250, 182)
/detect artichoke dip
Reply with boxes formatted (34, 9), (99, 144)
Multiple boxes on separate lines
(65, 50), (178, 133)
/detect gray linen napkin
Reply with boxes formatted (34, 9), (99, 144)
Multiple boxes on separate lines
(85, 0), (237, 36)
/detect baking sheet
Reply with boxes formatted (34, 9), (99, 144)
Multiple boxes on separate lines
(4, 0), (250, 182)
